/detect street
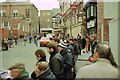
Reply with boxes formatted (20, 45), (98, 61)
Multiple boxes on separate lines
(1, 41), (92, 77)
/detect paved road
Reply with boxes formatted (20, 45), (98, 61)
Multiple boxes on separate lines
(1, 41), (92, 77)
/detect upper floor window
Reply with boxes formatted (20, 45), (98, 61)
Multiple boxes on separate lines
(25, 9), (30, 18)
(47, 19), (50, 22)
(13, 10), (18, 17)
(0, 10), (6, 17)
(43, 13), (46, 15)
(47, 13), (50, 15)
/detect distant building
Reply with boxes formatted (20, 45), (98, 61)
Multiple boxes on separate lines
(40, 10), (53, 33)
(0, 0), (38, 38)
(52, 8), (62, 36)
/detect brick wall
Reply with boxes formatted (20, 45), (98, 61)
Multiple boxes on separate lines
(103, 19), (109, 43)
(97, 1), (104, 42)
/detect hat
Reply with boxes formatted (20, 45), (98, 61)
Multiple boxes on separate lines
(58, 42), (67, 48)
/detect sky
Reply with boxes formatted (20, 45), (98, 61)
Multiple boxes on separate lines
(0, 0), (60, 10)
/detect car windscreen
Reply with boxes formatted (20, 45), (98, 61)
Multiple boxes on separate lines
(41, 37), (49, 41)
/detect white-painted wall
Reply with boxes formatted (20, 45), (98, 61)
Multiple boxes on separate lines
(104, 2), (119, 64)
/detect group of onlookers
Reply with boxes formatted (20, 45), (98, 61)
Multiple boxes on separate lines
(0, 34), (119, 79)
(2, 35), (18, 51)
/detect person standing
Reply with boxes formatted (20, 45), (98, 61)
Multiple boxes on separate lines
(46, 43), (64, 80)
(31, 49), (47, 79)
(57, 42), (74, 80)
(14, 36), (18, 45)
(76, 43), (119, 78)
(90, 34), (99, 57)
(28, 34), (32, 43)
(23, 34), (27, 46)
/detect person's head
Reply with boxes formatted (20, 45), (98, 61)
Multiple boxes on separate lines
(91, 34), (97, 41)
(77, 35), (81, 39)
(8, 63), (25, 79)
(53, 38), (60, 46)
(70, 36), (74, 39)
(93, 43), (118, 67)
(46, 42), (58, 54)
(35, 49), (46, 61)
(64, 40), (69, 45)
(69, 39), (74, 44)
(57, 42), (67, 51)
(35, 61), (48, 76)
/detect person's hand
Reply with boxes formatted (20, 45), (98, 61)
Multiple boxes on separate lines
(88, 57), (95, 62)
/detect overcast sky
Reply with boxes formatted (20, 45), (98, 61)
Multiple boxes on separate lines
(0, 0), (60, 10)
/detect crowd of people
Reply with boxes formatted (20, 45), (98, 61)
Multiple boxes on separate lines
(0, 34), (119, 79)
(1, 33), (41, 51)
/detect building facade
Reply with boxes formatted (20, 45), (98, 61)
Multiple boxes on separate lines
(58, 0), (86, 38)
(0, 0), (38, 38)
(40, 10), (53, 33)
(52, 8), (62, 36)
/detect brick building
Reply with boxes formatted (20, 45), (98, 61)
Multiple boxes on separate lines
(0, 0), (38, 38)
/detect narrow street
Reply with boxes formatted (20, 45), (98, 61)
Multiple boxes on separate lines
(1, 41), (92, 77)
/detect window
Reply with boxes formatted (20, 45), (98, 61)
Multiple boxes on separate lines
(91, 5), (94, 17)
(87, 6), (90, 19)
(47, 13), (50, 15)
(47, 19), (50, 22)
(25, 9), (30, 18)
(4, 22), (9, 27)
(13, 10), (18, 17)
(0, 10), (6, 17)
(43, 13), (46, 15)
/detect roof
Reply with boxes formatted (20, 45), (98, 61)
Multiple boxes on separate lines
(0, 2), (38, 12)
(0, 2), (33, 5)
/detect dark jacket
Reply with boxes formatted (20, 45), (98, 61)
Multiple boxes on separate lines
(14, 70), (29, 80)
(70, 43), (80, 55)
(60, 48), (74, 79)
(31, 57), (47, 80)
(32, 68), (56, 80)
(49, 51), (64, 80)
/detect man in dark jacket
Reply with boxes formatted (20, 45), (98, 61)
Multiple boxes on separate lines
(32, 61), (56, 80)
(57, 42), (74, 80)
(46, 43), (64, 80)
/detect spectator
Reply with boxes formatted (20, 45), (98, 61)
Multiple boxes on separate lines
(23, 34), (27, 46)
(57, 42), (74, 80)
(46, 43), (64, 80)
(53, 38), (60, 46)
(31, 49), (47, 79)
(14, 36), (18, 45)
(31, 61), (56, 80)
(28, 34), (32, 43)
(90, 34), (99, 57)
(35, 49), (46, 63)
(8, 63), (29, 80)
(76, 43), (119, 78)
(76, 35), (82, 55)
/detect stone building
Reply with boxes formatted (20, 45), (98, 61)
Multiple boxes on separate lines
(0, 0), (38, 38)
(40, 10), (53, 33)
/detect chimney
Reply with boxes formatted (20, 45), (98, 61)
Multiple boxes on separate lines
(26, 0), (30, 3)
